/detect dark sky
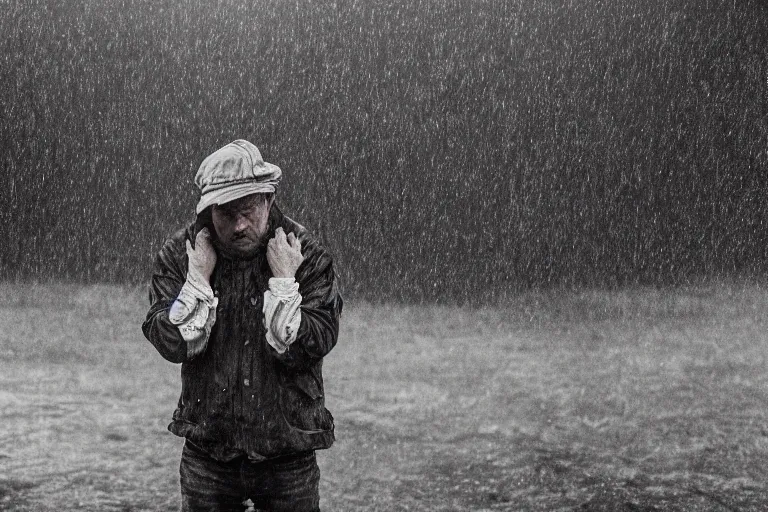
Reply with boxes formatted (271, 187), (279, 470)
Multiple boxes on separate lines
(1, 0), (767, 302)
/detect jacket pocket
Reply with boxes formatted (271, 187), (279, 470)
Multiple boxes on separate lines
(291, 370), (323, 400)
(278, 368), (330, 434)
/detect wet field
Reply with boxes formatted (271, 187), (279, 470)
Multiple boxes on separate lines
(2, 280), (768, 511)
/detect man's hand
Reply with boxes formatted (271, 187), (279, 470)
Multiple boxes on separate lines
(267, 227), (304, 278)
(186, 227), (217, 283)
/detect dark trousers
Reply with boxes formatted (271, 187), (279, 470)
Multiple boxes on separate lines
(179, 441), (321, 512)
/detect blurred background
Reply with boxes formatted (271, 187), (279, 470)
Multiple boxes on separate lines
(1, 0), (767, 303)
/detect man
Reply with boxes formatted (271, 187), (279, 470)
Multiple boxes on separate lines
(142, 140), (343, 511)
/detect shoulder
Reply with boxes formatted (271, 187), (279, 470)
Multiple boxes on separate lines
(279, 214), (308, 239)
(155, 223), (194, 266)
(281, 215), (332, 264)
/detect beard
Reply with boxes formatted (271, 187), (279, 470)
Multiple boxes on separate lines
(214, 232), (267, 260)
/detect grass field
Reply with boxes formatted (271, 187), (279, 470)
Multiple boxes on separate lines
(2, 280), (768, 511)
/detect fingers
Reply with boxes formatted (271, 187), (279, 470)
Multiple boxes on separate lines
(287, 231), (302, 252)
(275, 227), (287, 246)
(266, 227), (305, 278)
(272, 228), (298, 247)
(196, 227), (211, 244)
(194, 228), (216, 256)
(270, 227), (302, 254)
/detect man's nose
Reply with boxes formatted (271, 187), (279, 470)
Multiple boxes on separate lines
(234, 215), (248, 233)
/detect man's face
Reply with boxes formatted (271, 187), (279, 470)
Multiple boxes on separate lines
(211, 193), (274, 257)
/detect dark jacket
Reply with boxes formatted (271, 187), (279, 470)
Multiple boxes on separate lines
(142, 206), (343, 461)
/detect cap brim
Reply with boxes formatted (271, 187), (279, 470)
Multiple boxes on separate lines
(196, 181), (276, 214)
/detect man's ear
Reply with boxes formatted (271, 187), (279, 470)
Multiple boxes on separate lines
(267, 194), (276, 210)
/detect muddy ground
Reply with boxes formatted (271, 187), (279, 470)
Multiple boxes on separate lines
(2, 281), (768, 511)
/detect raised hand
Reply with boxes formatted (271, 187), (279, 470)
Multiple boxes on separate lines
(267, 227), (304, 278)
(186, 227), (217, 283)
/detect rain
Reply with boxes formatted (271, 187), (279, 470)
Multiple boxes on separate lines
(1, 0), (768, 509)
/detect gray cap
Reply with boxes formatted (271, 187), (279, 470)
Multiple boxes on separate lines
(194, 140), (282, 214)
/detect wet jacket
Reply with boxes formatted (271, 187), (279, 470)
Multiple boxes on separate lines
(142, 206), (343, 461)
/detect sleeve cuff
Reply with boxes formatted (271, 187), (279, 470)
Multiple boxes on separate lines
(268, 277), (300, 297)
(185, 268), (215, 303)
(169, 274), (218, 359)
(263, 279), (302, 354)
(169, 277), (214, 325)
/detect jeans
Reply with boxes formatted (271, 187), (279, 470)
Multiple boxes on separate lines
(179, 441), (321, 512)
